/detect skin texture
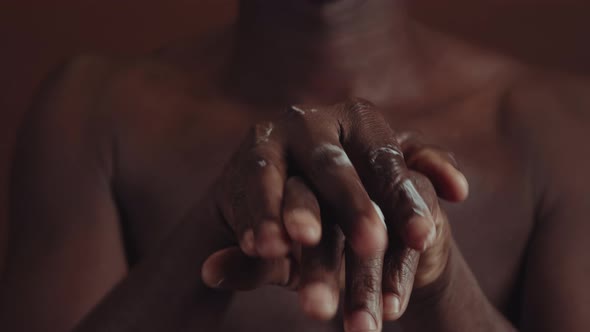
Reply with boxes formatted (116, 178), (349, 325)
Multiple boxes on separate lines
(1, 1), (590, 331)
(202, 101), (469, 331)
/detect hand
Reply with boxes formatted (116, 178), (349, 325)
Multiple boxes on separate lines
(202, 99), (468, 331)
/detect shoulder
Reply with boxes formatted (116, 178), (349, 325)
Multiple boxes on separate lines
(503, 68), (590, 155)
(25, 50), (224, 150)
(501, 68), (590, 202)
(504, 68), (590, 127)
(30, 54), (119, 116)
(17, 55), (180, 177)
(33, 45), (224, 121)
(31, 26), (237, 141)
(18, 55), (122, 162)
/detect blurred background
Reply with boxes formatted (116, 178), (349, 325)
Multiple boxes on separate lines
(0, 0), (589, 267)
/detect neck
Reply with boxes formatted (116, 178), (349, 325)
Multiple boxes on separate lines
(226, 0), (512, 107)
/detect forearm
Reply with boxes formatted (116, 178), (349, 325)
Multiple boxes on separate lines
(400, 241), (518, 332)
(73, 200), (235, 332)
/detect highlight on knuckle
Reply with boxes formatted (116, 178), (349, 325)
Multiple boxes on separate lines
(252, 121), (275, 145)
(369, 145), (405, 174)
(285, 104), (320, 118)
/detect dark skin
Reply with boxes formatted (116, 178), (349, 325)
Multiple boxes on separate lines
(1, 0), (590, 331)
(202, 100), (472, 331)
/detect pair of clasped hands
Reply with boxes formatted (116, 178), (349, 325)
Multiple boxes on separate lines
(201, 99), (468, 332)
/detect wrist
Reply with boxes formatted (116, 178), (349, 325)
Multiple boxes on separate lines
(400, 238), (517, 332)
(409, 238), (456, 309)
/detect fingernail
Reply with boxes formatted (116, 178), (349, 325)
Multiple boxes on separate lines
(383, 294), (401, 317)
(346, 311), (377, 332)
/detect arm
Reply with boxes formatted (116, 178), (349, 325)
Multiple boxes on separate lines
(517, 102), (590, 331)
(399, 240), (518, 332)
(0, 58), (234, 332)
(400, 82), (590, 332)
(400, 143), (589, 332)
(519, 173), (590, 331)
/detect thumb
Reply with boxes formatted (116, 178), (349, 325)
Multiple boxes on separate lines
(202, 247), (295, 291)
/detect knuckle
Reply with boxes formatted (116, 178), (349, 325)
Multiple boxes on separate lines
(370, 144), (404, 160)
(344, 98), (376, 113)
(342, 98), (378, 125)
(252, 121), (275, 145)
(369, 145), (405, 174)
(289, 105), (307, 116)
(285, 104), (320, 118)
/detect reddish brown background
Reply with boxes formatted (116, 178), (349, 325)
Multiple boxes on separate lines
(0, 1), (589, 269)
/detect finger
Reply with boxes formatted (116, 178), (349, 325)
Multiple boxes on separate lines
(283, 176), (322, 246)
(338, 100), (436, 252)
(245, 122), (291, 258)
(284, 104), (388, 258)
(342, 200), (390, 331)
(284, 103), (388, 330)
(249, 158), (290, 258)
(217, 122), (288, 257)
(381, 171), (444, 320)
(381, 246), (420, 321)
(217, 162), (256, 256)
(406, 172), (452, 288)
(397, 132), (468, 202)
(406, 147), (468, 202)
(297, 222), (344, 321)
(369, 188), (419, 320)
(201, 247), (295, 291)
(344, 245), (383, 332)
